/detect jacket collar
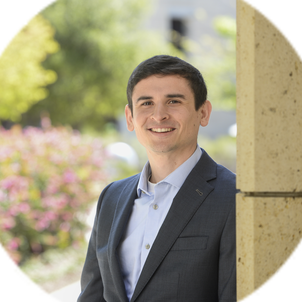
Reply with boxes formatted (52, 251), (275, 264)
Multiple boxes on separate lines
(137, 146), (202, 196)
(131, 149), (217, 301)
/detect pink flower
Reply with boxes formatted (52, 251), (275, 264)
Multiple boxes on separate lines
(35, 219), (49, 231)
(44, 211), (57, 221)
(8, 206), (20, 216)
(56, 195), (69, 209)
(19, 202), (30, 213)
(45, 179), (60, 195)
(8, 188), (19, 202)
(63, 170), (77, 183)
(42, 194), (68, 209)
(31, 210), (42, 219)
(2, 217), (16, 230)
(8, 238), (20, 250)
(0, 176), (29, 200)
(1, 178), (15, 190)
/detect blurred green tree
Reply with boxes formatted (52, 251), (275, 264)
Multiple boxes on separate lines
(0, 15), (59, 123)
(22, 0), (180, 131)
(187, 16), (236, 110)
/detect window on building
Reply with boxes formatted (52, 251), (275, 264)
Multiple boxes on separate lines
(171, 18), (186, 50)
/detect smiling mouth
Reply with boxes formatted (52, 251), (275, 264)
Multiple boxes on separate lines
(150, 128), (175, 133)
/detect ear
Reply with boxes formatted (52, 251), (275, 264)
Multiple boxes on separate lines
(199, 100), (212, 127)
(125, 104), (134, 131)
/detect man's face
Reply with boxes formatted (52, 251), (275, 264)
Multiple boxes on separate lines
(125, 75), (211, 159)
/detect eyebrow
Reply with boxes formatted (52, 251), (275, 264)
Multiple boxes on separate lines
(166, 94), (186, 99)
(135, 94), (186, 103)
(136, 96), (153, 103)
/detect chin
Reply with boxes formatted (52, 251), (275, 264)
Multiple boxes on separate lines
(150, 145), (175, 154)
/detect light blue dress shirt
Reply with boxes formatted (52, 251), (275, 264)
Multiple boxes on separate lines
(118, 146), (202, 301)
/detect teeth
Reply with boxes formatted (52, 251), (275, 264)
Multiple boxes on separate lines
(151, 128), (173, 133)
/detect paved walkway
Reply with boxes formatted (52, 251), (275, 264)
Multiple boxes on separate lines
(49, 203), (98, 301)
(51, 281), (80, 302)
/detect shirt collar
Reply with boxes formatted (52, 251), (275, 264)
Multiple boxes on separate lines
(137, 145), (202, 197)
(137, 162), (152, 197)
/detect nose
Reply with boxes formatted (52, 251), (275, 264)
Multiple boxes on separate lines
(151, 103), (169, 122)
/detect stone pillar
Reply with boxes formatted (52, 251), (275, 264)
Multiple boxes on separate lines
(236, 0), (302, 300)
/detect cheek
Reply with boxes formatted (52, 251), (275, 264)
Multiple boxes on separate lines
(189, 118), (202, 133)
(136, 112), (149, 125)
(185, 113), (201, 128)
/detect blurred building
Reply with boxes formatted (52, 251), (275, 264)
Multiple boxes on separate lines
(144, 0), (236, 51)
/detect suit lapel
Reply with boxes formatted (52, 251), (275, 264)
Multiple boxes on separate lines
(131, 150), (217, 302)
(107, 175), (140, 302)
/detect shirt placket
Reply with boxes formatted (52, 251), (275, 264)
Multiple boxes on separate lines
(140, 187), (162, 270)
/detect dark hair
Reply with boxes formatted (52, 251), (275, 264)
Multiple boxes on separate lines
(126, 55), (207, 114)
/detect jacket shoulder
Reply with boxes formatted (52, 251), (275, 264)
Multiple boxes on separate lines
(95, 173), (140, 210)
(93, 173), (140, 230)
(212, 163), (237, 209)
(216, 163), (236, 186)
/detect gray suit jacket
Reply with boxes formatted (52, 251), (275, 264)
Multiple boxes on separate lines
(78, 150), (236, 302)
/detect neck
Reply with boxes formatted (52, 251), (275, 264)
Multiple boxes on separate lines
(147, 147), (197, 183)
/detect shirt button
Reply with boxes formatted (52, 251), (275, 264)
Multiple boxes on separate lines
(153, 204), (159, 210)
(145, 244), (150, 250)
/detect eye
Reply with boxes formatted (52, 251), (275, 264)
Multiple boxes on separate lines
(142, 101), (152, 106)
(169, 100), (180, 104)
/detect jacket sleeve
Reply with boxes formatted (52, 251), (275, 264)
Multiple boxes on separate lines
(218, 201), (237, 302)
(77, 184), (112, 302)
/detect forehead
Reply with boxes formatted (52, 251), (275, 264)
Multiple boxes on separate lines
(132, 74), (193, 96)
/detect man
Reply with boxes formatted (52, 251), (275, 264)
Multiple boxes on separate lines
(78, 55), (236, 302)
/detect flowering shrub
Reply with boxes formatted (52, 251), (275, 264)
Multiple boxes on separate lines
(0, 125), (108, 264)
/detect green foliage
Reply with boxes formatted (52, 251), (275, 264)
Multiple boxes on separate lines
(214, 16), (236, 38)
(23, 0), (180, 130)
(0, 15), (59, 122)
(188, 16), (236, 110)
(0, 125), (108, 264)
